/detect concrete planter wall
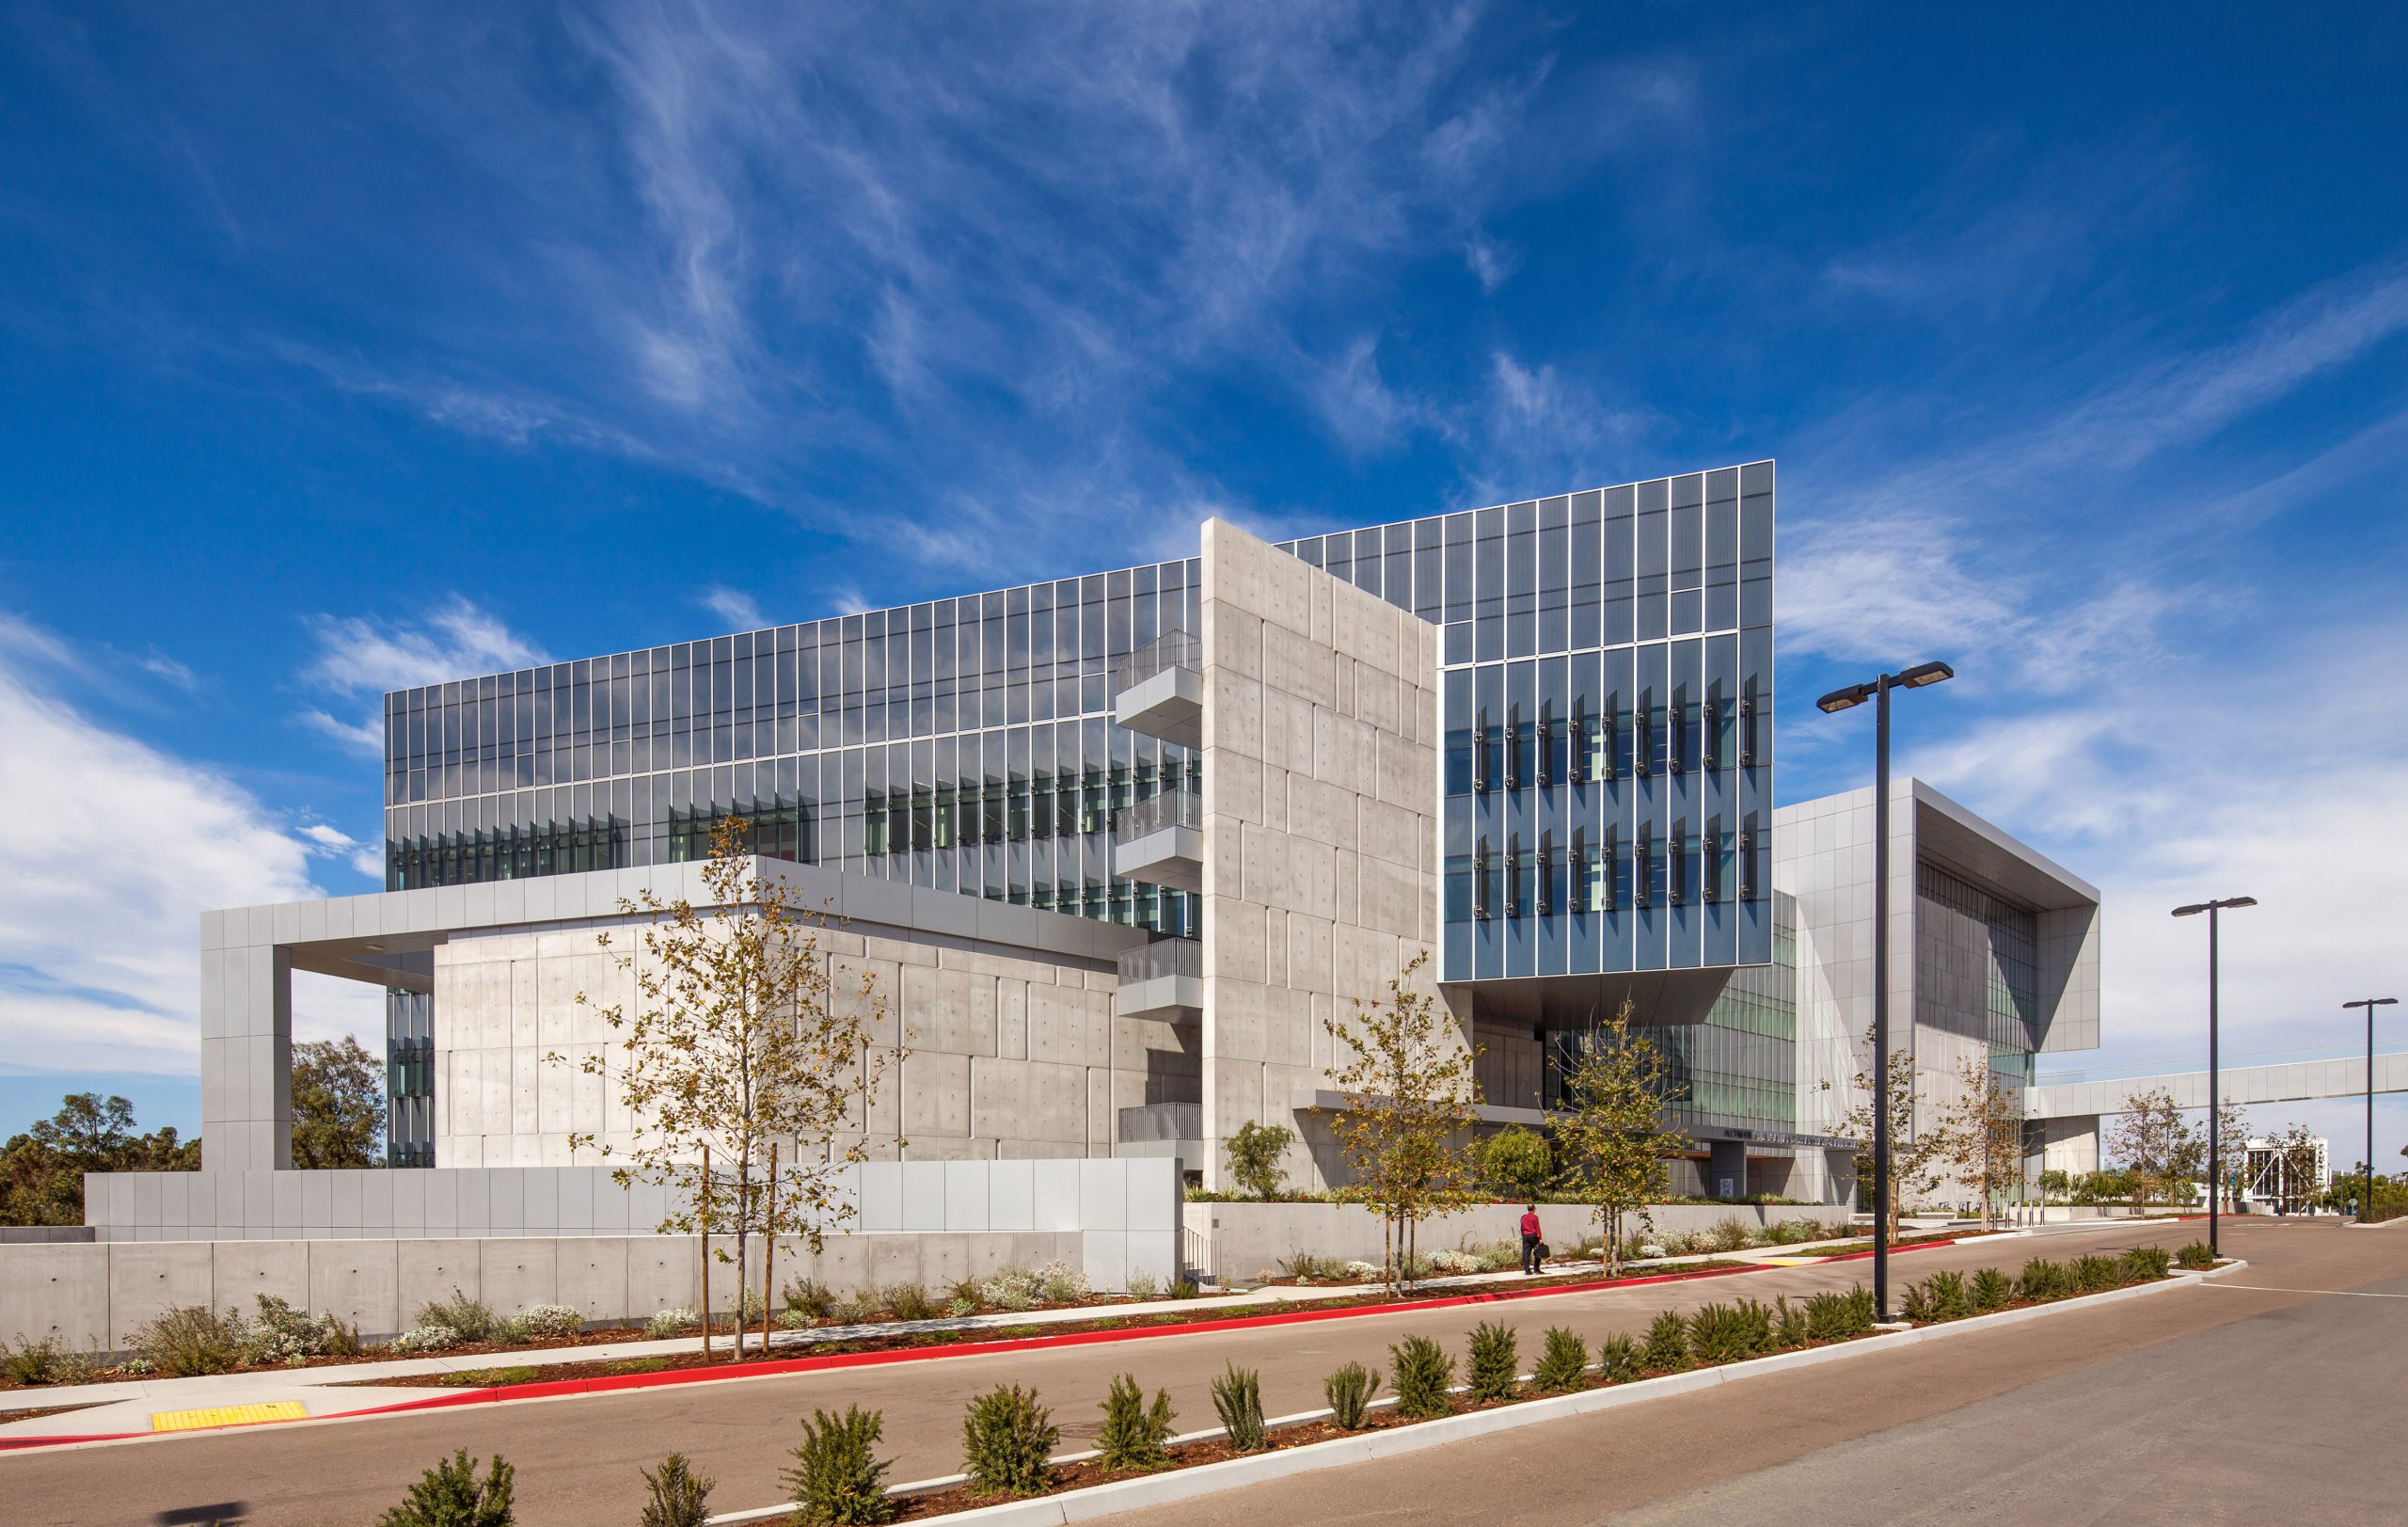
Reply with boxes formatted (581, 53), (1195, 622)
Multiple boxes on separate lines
(1180, 1201), (1846, 1281)
(0, 1228), (1116, 1351)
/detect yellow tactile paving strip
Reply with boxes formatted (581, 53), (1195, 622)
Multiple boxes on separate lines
(150, 1401), (309, 1432)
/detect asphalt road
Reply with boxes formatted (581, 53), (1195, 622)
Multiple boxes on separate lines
(0, 1217), (2346, 1526)
(1091, 1217), (2407, 1527)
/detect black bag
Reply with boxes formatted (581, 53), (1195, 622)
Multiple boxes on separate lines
(1534, 1242), (1550, 1262)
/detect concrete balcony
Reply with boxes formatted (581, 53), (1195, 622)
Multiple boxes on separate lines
(1112, 629), (1203, 749)
(1115, 936), (1202, 1021)
(1111, 789), (1202, 893)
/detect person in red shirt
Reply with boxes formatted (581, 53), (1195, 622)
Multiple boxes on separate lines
(1519, 1204), (1543, 1275)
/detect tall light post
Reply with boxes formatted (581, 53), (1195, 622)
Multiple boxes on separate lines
(2343, 997), (2397, 1222)
(1816, 659), (1954, 1320)
(2172, 896), (2256, 1255)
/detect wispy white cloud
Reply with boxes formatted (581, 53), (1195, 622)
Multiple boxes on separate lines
(303, 597), (547, 695)
(700, 584), (768, 631)
(0, 614), (378, 1074)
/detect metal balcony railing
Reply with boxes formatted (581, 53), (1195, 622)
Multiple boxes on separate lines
(1117, 1100), (1203, 1144)
(1113, 628), (1202, 693)
(1117, 937), (1202, 985)
(1113, 787), (1202, 840)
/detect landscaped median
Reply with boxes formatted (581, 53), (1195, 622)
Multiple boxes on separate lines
(685, 1244), (2240, 1525)
(703, 1243), (2240, 1526)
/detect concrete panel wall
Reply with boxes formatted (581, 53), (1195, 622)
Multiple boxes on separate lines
(1196, 518), (1444, 1191)
(1180, 1201), (1844, 1283)
(0, 1227), (1125, 1350)
(87, 1157), (1179, 1269)
(432, 921), (1195, 1169)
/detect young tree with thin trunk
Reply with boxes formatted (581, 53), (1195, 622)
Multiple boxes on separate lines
(1548, 1000), (1681, 1277)
(2209, 1098), (2251, 1213)
(2109, 1087), (2201, 1210)
(1830, 1026), (1946, 1239)
(1318, 951), (1482, 1293)
(1931, 1056), (2024, 1229)
(552, 816), (906, 1357)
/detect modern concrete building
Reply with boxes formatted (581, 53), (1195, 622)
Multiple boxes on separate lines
(100, 461), (2111, 1249)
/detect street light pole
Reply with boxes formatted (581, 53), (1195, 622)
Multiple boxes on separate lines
(1817, 659), (1953, 1321)
(2343, 998), (2398, 1223)
(2173, 896), (2257, 1256)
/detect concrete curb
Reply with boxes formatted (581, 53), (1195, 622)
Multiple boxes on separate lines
(791, 1261), (2249, 1527)
(2344, 1216), (2407, 1231)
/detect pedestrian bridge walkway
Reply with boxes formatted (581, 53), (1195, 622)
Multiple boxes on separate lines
(2028, 1047), (2408, 1120)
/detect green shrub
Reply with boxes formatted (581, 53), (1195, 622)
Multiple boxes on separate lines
(1, 1333), (94, 1387)
(2071, 1254), (2121, 1294)
(1532, 1327), (1588, 1392)
(509, 1304), (583, 1343)
(1596, 1332), (1642, 1382)
(1802, 1291), (1854, 1343)
(1390, 1335), (1455, 1418)
(1687, 1303), (1754, 1364)
(2123, 1247), (2173, 1281)
(883, 1284), (938, 1322)
(241, 1294), (363, 1362)
(2175, 1240), (2216, 1271)
(129, 1305), (246, 1377)
(828, 1290), (880, 1326)
(1971, 1268), (2013, 1312)
(787, 1405), (895, 1524)
(415, 1287), (501, 1345)
(783, 1278), (836, 1321)
(1324, 1361), (1381, 1428)
(1733, 1298), (1779, 1355)
(1279, 1250), (1350, 1282)
(1465, 1321), (1520, 1402)
(642, 1308), (696, 1341)
(2018, 1258), (2069, 1301)
(1707, 1216), (1754, 1252)
(1921, 1270), (1970, 1320)
(1094, 1374), (1175, 1471)
(1898, 1280), (1932, 1323)
(961, 1385), (1057, 1497)
(638, 1453), (712, 1527)
(1841, 1287), (1877, 1333)
(1641, 1310), (1691, 1372)
(1480, 1125), (1555, 1200)
(1211, 1364), (1267, 1452)
(376, 1448), (514, 1527)
(1774, 1296), (1809, 1348)
(1225, 1119), (1296, 1201)
(1167, 1277), (1201, 1299)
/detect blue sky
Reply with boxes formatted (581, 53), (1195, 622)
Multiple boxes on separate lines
(3, 2), (2404, 1159)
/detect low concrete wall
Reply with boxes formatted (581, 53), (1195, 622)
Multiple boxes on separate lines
(84, 1158), (1180, 1252)
(0, 1226), (1160, 1351)
(1181, 1201), (1846, 1282)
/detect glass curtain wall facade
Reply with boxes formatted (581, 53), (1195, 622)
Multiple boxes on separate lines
(386, 988), (435, 1167)
(379, 562), (1206, 937)
(1543, 893), (1798, 1134)
(1915, 861), (2041, 1089)
(1310, 462), (1775, 982)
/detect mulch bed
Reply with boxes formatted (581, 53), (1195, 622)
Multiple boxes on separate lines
(0, 1402), (103, 1424)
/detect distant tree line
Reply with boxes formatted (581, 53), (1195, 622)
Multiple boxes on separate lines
(1, 1035), (387, 1226)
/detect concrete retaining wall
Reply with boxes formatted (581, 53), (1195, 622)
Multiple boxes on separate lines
(0, 1226), (1151, 1351)
(1181, 1201), (1846, 1281)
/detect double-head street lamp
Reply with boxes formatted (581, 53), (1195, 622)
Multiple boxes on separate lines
(1817, 659), (1954, 1321)
(2173, 896), (2256, 1254)
(2343, 997), (2398, 1222)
